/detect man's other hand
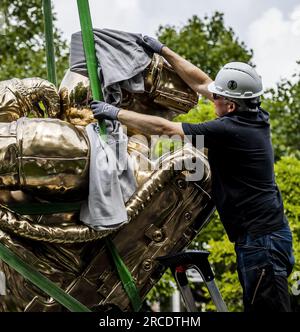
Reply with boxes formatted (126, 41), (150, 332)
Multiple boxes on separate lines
(90, 101), (120, 121)
(138, 35), (164, 54)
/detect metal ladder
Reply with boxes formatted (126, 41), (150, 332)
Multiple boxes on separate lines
(157, 250), (228, 312)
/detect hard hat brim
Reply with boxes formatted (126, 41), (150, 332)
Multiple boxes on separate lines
(207, 81), (263, 99)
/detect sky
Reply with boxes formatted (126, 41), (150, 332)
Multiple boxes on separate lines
(52, 0), (300, 89)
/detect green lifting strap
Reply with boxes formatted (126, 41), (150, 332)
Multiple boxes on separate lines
(42, 0), (57, 86)
(76, 0), (106, 138)
(0, 243), (91, 312)
(76, 0), (142, 311)
(4, 200), (143, 311)
(105, 238), (142, 312)
(7, 202), (82, 215)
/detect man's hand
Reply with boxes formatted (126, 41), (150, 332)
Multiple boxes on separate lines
(138, 35), (164, 54)
(90, 101), (120, 121)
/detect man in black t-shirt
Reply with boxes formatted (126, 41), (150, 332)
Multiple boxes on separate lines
(91, 36), (295, 312)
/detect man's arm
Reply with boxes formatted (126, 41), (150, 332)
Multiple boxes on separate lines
(138, 36), (213, 100)
(91, 100), (184, 137)
(161, 47), (213, 101)
(117, 109), (184, 137)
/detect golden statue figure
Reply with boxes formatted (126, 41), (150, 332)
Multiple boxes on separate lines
(0, 54), (214, 311)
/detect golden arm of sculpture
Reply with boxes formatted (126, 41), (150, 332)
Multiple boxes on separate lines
(0, 54), (215, 312)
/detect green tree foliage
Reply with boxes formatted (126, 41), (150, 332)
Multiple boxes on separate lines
(275, 156), (300, 309)
(0, 0), (68, 82)
(157, 12), (253, 78)
(175, 99), (216, 123)
(262, 66), (300, 159)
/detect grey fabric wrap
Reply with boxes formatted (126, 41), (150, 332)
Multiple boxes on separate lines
(70, 28), (152, 105)
(72, 28), (149, 229)
(80, 120), (137, 230)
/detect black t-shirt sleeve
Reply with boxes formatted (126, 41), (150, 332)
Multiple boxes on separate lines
(182, 119), (226, 149)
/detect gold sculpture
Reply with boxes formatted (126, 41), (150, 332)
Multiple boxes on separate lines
(0, 55), (214, 311)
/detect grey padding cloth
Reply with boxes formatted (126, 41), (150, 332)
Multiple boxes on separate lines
(73, 28), (148, 230)
(70, 28), (152, 105)
(80, 120), (137, 230)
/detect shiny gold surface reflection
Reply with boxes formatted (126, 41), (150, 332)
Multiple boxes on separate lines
(0, 57), (213, 312)
(0, 78), (60, 122)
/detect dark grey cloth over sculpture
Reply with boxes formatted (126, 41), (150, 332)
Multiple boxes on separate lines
(70, 28), (152, 105)
(80, 120), (137, 230)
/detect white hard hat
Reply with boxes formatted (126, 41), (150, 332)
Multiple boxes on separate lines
(208, 62), (264, 99)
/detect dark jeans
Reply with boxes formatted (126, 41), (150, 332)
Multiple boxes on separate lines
(235, 222), (295, 312)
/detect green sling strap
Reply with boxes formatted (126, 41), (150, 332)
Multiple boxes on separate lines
(7, 202), (82, 215)
(76, 0), (106, 138)
(3, 201), (143, 311)
(76, 0), (142, 311)
(42, 0), (57, 86)
(105, 238), (142, 312)
(0, 242), (91, 312)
